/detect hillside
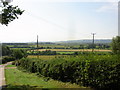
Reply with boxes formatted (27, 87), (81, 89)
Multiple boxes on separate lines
(56, 39), (112, 44)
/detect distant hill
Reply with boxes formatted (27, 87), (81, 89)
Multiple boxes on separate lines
(2, 39), (112, 45)
(56, 39), (112, 44)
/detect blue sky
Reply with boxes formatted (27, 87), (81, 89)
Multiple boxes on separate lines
(0, 0), (118, 42)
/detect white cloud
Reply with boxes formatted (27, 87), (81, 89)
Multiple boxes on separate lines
(96, 2), (118, 13)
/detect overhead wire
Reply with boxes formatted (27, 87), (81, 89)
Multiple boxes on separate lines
(25, 11), (68, 31)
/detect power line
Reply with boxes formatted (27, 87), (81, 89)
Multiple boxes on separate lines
(25, 11), (67, 30)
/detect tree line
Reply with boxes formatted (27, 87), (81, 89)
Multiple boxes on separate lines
(1, 45), (27, 64)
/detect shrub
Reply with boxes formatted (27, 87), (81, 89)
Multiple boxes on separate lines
(2, 56), (15, 64)
(17, 55), (120, 90)
(12, 49), (27, 59)
(111, 36), (120, 54)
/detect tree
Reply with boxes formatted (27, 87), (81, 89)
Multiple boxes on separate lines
(12, 49), (27, 59)
(0, 0), (24, 26)
(111, 36), (120, 54)
(2, 45), (12, 56)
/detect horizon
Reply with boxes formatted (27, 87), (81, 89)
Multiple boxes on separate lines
(2, 38), (112, 43)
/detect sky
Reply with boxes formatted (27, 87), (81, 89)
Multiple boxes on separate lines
(0, 0), (119, 42)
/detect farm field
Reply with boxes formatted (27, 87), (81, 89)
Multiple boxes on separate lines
(31, 49), (111, 52)
(27, 55), (68, 60)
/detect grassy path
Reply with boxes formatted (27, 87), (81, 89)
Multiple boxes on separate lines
(5, 65), (92, 89)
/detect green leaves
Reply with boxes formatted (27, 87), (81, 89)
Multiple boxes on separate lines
(0, 1), (24, 26)
(12, 49), (27, 59)
(111, 36), (120, 54)
(18, 55), (120, 89)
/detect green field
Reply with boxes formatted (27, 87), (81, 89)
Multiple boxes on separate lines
(27, 55), (68, 60)
(6, 64), (16, 67)
(5, 67), (90, 89)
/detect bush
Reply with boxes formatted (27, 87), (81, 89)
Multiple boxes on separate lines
(2, 56), (15, 64)
(17, 55), (120, 90)
(111, 36), (120, 54)
(2, 45), (12, 56)
(12, 49), (27, 59)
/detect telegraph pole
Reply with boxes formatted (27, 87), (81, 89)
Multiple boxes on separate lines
(91, 33), (96, 52)
(37, 35), (38, 48)
(37, 35), (39, 58)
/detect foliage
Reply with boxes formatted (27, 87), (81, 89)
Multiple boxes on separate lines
(1, 45), (27, 64)
(0, 1), (24, 26)
(2, 45), (12, 56)
(12, 49), (27, 59)
(2, 56), (15, 64)
(111, 36), (120, 54)
(17, 54), (120, 90)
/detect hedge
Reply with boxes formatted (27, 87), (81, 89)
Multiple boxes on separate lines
(1, 56), (15, 64)
(17, 55), (120, 90)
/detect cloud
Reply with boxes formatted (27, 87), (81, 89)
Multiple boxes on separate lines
(96, 2), (118, 13)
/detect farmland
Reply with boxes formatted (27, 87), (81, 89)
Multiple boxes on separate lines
(31, 49), (111, 52)
(1, 1), (119, 89)
(2, 38), (120, 90)
(27, 55), (67, 60)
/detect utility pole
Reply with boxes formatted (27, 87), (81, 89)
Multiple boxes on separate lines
(37, 35), (38, 48)
(91, 33), (96, 52)
(37, 35), (39, 58)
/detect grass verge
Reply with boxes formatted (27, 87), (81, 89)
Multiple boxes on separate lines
(5, 68), (91, 89)
(5, 64), (16, 67)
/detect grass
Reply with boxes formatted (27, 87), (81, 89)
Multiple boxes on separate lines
(57, 51), (75, 54)
(11, 48), (30, 50)
(5, 68), (89, 89)
(5, 64), (16, 67)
